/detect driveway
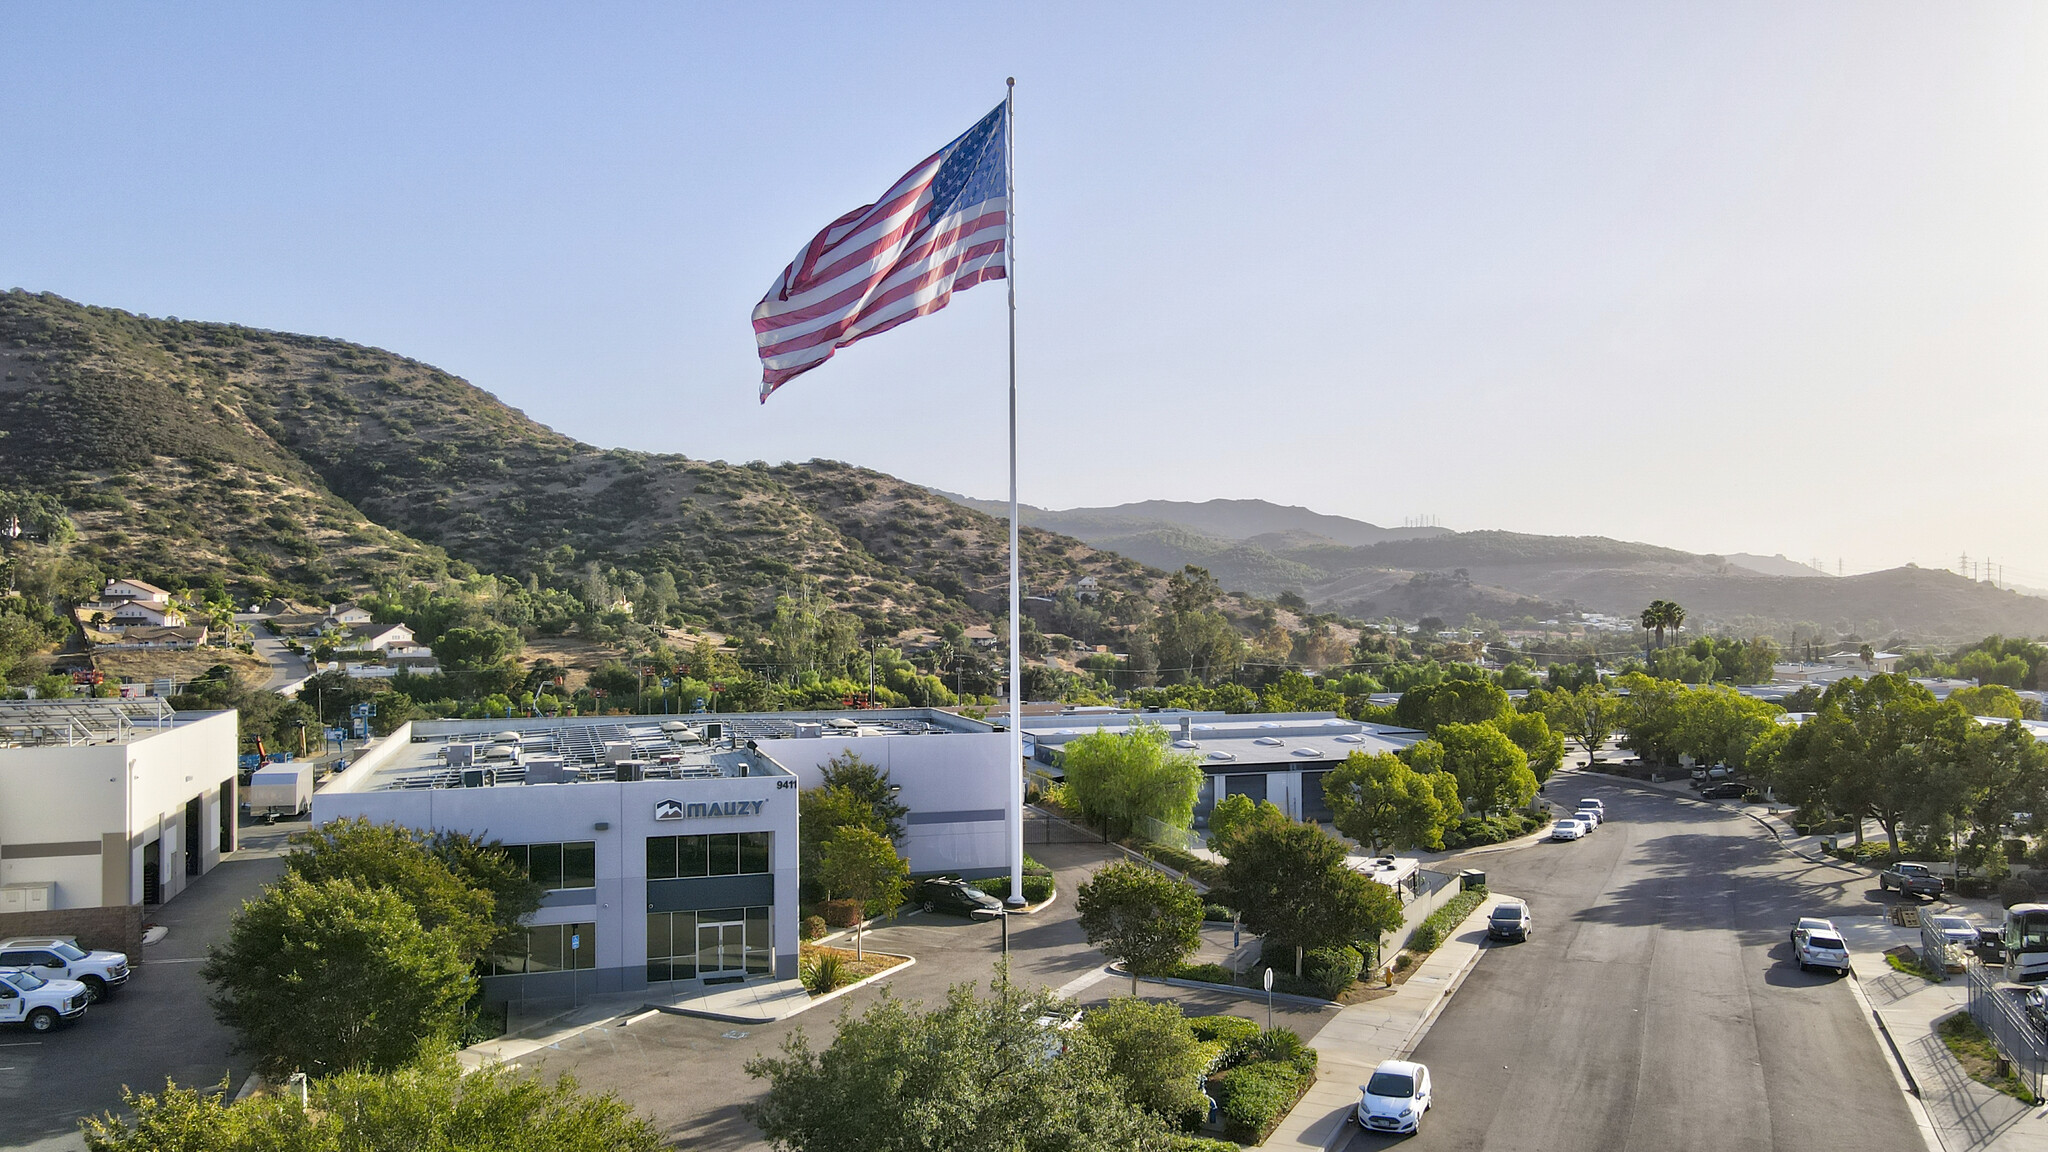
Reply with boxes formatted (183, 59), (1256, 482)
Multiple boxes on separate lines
(521, 827), (1332, 1150)
(234, 613), (310, 693)
(0, 842), (287, 1150)
(1338, 771), (1923, 1152)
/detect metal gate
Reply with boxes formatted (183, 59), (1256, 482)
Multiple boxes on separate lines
(1965, 961), (2048, 1100)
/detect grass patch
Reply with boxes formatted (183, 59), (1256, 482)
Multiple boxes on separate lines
(1939, 1012), (2040, 1104)
(1884, 946), (1941, 982)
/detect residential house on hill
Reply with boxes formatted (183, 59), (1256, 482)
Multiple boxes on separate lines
(101, 578), (171, 605)
(109, 599), (188, 628)
(345, 622), (416, 654)
(325, 602), (372, 626)
(101, 625), (209, 650)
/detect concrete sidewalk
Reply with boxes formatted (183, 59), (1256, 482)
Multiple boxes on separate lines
(1264, 893), (1506, 1150)
(1835, 916), (2048, 1152)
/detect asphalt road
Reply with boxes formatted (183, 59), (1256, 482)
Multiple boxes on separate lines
(1342, 772), (1924, 1152)
(521, 828), (1332, 1151)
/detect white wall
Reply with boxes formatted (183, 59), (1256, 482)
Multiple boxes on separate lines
(316, 772), (801, 986)
(122, 712), (238, 906)
(758, 732), (1013, 875)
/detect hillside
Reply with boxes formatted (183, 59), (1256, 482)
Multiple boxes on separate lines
(0, 290), (1167, 634)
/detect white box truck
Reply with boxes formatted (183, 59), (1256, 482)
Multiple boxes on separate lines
(246, 764), (314, 818)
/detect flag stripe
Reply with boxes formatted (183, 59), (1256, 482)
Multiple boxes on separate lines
(754, 102), (1008, 401)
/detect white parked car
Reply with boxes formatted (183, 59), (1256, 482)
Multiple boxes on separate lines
(1795, 930), (1850, 975)
(0, 967), (89, 1032)
(1577, 799), (1606, 818)
(1574, 807), (1602, 830)
(0, 938), (130, 1004)
(1551, 818), (1586, 841)
(1790, 916), (1836, 944)
(1356, 1059), (1433, 1134)
(1926, 915), (1980, 950)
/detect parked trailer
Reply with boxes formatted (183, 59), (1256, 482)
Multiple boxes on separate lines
(245, 764), (313, 817)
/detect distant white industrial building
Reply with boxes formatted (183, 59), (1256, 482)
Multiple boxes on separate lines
(0, 700), (239, 953)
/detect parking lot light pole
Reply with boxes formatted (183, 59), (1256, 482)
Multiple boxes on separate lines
(973, 907), (1010, 956)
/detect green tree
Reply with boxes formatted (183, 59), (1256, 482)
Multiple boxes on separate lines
(819, 825), (908, 959)
(1061, 722), (1202, 841)
(1215, 820), (1404, 973)
(821, 750), (910, 839)
(1074, 860), (1204, 992)
(1077, 998), (1213, 1126)
(1639, 600), (1685, 648)
(429, 624), (521, 671)
(420, 829), (547, 960)
(1949, 684), (2035, 721)
(743, 975), (1168, 1152)
(1542, 683), (1624, 768)
(1392, 679), (1509, 733)
(285, 818), (499, 964)
(82, 1058), (660, 1152)
(1494, 711), (1564, 782)
(202, 875), (473, 1077)
(1430, 722), (1538, 815)
(1323, 751), (1459, 853)
(798, 783), (883, 903)
(1779, 675), (1971, 855)
(1206, 792), (1286, 854)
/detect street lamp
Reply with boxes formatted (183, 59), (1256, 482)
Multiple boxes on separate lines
(971, 907), (1010, 956)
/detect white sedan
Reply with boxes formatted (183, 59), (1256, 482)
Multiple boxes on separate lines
(1551, 818), (1586, 841)
(1356, 1059), (1433, 1134)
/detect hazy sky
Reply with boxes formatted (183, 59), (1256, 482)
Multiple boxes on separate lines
(6, 4), (2046, 584)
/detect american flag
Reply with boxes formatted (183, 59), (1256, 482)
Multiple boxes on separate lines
(752, 102), (1009, 400)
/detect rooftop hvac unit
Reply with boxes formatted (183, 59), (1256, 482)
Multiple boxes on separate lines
(615, 760), (647, 782)
(444, 743), (475, 768)
(703, 722), (724, 742)
(459, 767), (495, 788)
(604, 741), (635, 765)
(523, 756), (568, 785)
(793, 722), (822, 739)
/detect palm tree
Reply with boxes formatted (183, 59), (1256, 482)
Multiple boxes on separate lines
(1639, 600), (1686, 649)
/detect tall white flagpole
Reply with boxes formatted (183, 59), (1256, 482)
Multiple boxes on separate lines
(1004, 77), (1025, 908)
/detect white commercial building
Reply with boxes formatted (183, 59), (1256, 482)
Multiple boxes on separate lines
(1022, 710), (1427, 828)
(314, 709), (1011, 1003)
(0, 700), (239, 952)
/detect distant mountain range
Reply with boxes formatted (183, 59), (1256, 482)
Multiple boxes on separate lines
(939, 494), (2046, 642)
(3, 287), (2040, 648)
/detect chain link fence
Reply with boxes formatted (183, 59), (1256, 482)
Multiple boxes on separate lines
(1965, 960), (2048, 1100)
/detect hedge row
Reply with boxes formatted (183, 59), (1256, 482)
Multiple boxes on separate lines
(1408, 886), (1489, 953)
(971, 874), (1055, 903)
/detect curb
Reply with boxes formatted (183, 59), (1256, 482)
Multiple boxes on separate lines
(1842, 966), (1947, 1152)
(1105, 964), (1340, 1009)
(1394, 896), (1503, 1060)
(649, 953), (916, 1024)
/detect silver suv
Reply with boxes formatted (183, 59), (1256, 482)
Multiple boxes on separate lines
(0, 938), (130, 1003)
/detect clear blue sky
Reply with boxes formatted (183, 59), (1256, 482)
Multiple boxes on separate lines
(6, 4), (2047, 585)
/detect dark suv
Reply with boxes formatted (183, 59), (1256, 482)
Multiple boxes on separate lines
(1698, 781), (1751, 800)
(914, 877), (1004, 918)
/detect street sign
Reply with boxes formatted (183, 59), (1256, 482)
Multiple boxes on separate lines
(1262, 968), (1274, 992)
(325, 727), (347, 746)
(570, 933), (581, 952)
(661, 678), (673, 689)
(352, 718), (368, 739)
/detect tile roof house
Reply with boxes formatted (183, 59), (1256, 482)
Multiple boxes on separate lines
(102, 578), (172, 605)
(109, 599), (188, 628)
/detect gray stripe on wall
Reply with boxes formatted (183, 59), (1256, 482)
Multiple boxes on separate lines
(905, 809), (1007, 825)
(646, 873), (776, 912)
(539, 889), (599, 908)
(2, 841), (103, 859)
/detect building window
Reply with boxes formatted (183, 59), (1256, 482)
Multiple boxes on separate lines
(499, 841), (597, 892)
(488, 922), (595, 975)
(647, 906), (772, 982)
(646, 832), (770, 880)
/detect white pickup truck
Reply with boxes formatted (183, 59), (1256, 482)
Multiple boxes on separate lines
(0, 938), (131, 1003)
(0, 967), (89, 1032)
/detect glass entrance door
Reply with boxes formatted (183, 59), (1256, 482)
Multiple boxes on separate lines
(696, 912), (746, 977)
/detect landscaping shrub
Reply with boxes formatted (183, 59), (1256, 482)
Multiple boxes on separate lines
(800, 950), (848, 994)
(1410, 888), (1489, 953)
(1139, 841), (1222, 885)
(800, 915), (827, 942)
(2001, 877), (2038, 908)
(1188, 1014), (1261, 1063)
(819, 898), (862, 928)
(1439, 813), (1540, 850)
(972, 874), (1055, 903)
(1203, 903), (1234, 922)
(1302, 945), (1361, 1000)
(1255, 1027), (1316, 1077)
(1212, 1060), (1306, 1143)
(1023, 854), (1053, 877)
(1171, 961), (1237, 985)
(1165, 1137), (1241, 1152)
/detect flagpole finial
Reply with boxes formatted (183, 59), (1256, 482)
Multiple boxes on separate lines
(1006, 76), (1014, 87)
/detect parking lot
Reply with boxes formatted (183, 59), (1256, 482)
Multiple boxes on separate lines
(519, 828), (1336, 1151)
(0, 829), (290, 1151)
